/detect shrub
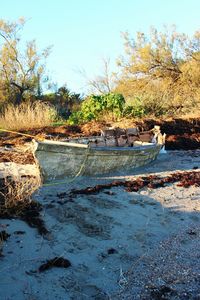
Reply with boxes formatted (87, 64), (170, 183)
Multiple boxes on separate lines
(67, 93), (125, 125)
(67, 111), (84, 125)
(123, 97), (146, 118)
(82, 93), (125, 119)
(81, 95), (103, 120)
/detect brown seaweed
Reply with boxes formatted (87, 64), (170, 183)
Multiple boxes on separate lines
(38, 257), (71, 272)
(70, 171), (200, 195)
(0, 230), (10, 241)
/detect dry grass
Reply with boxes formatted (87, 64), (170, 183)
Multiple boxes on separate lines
(0, 102), (58, 131)
(178, 112), (200, 119)
(0, 176), (41, 213)
(0, 150), (35, 164)
(0, 176), (48, 235)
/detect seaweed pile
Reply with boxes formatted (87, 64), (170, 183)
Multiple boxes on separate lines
(37, 257), (71, 272)
(0, 150), (35, 164)
(0, 177), (48, 235)
(0, 230), (10, 257)
(70, 171), (200, 195)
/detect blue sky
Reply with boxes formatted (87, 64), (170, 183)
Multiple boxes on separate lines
(1, 0), (200, 94)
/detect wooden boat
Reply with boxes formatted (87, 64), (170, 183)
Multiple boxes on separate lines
(34, 126), (165, 183)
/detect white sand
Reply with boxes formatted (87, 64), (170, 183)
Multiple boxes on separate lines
(0, 151), (200, 299)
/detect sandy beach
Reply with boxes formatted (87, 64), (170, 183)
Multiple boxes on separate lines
(0, 150), (200, 299)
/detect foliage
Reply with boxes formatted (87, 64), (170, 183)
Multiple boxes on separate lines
(123, 97), (145, 118)
(42, 85), (82, 118)
(115, 26), (200, 116)
(0, 18), (51, 105)
(82, 93), (125, 119)
(67, 93), (125, 124)
(67, 111), (84, 125)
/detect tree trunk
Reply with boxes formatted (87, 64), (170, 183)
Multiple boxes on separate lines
(14, 89), (24, 105)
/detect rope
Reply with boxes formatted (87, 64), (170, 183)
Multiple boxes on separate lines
(0, 128), (44, 140)
(0, 127), (90, 185)
(42, 145), (91, 186)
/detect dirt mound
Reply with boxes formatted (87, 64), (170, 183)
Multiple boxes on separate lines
(36, 125), (82, 136)
(166, 133), (200, 150)
(81, 120), (107, 136)
(1, 116), (200, 151)
(0, 125), (82, 147)
(105, 117), (200, 150)
(134, 118), (200, 150)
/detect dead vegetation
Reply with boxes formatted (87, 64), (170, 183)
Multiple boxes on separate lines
(0, 230), (10, 257)
(0, 176), (48, 235)
(38, 257), (71, 272)
(70, 171), (200, 195)
(0, 176), (40, 206)
(1, 116), (200, 153)
(0, 102), (58, 131)
(0, 150), (35, 164)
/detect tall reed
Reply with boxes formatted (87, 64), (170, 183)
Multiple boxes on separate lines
(0, 101), (58, 131)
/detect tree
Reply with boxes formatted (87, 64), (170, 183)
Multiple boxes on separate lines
(42, 85), (82, 117)
(0, 18), (51, 105)
(116, 26), (200, 115)
(56, 85), (82, 116)
(80, 57), (116, 94)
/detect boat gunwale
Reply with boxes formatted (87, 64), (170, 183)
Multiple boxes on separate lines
(36, 139), (89, 148)
(36, 139), (161, 154)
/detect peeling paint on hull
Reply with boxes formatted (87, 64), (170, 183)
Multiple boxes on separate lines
(35, 140), (162, 182)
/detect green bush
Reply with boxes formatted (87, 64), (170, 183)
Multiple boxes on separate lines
(123, 97), (145, 118)
(67, 93), (125, 124)
(67, 111), (84, 125)
(81, 93), (125, 120)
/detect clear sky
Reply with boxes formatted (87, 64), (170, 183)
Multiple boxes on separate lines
(1, 0), (200, 95)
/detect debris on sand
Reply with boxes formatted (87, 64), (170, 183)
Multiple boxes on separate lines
(107, 248), (118, 255)
(149, 285), (177, 300)
(38, 257), (71, 272)
(0, 230), (10, 241)
(0, 177), (48, 235)
(0, 230), (10, 257)
(71, 171), (200, 195)
(0, 199), (48, 236)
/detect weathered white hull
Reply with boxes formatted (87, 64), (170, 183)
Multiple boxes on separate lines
(35, 140), (162, 183)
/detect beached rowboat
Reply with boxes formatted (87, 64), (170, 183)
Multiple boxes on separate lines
(34, 126), (165, 183)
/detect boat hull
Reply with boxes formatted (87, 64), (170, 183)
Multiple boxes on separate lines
(34, 140), (162, 182)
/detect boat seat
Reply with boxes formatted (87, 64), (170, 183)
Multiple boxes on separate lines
(117, 134), (128, 147)
(139, 131), (153, 142)
(101, 128), (125, 147)
(101, 129), (114, 138)
(115, 128), (126, 137)
(101, 127), (141, 147)
(101, 127), (126, 137)
(126, 127), (139, 136)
